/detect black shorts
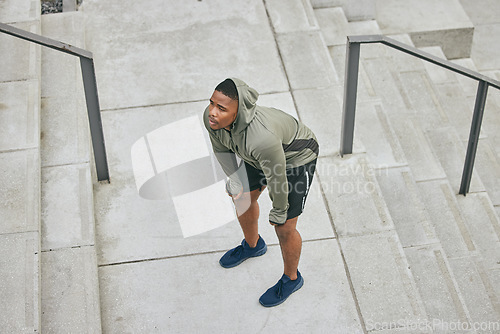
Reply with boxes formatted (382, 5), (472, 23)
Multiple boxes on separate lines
(243, 159), (317, 220)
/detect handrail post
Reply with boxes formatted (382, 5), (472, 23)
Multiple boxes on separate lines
(340, 40), (361, 156)
(0, 22), (110, 182)
(459, 80), (488, 195)
(80, 57), (110, 182)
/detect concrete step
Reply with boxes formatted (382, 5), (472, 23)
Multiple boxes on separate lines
(310, 0), (376, 21)
(315, 154), (430, 330)
(265, 0), (318, 34)
(318, 154), (394, 237)
(403, 243), (474, 327)
(312, 4), (500, 327)
(276, 30), (339, 89)
(399, 45), (500, 206)
(375, 0), (474, 59)
(455, 193), (500, 271)
(475, 138), (500, 206)
(357, 56), (448, 182)
(0, 0), (42, 332)
(375, 166), (439, 248)
(0, 20), (41, 82)
(80, 0), (290, 110)
(314, 6), (380, 47)
(339, 230), (428, 330)
(355, 100), (407, 168)
(0, 0), (40, 24)
(39, 11), (102, 333)
(451, 58), (480, 97)
(426, 126), (485, 194)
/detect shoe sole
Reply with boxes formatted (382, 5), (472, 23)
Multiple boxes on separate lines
(219, 244), (267, 269)
(259, 276), (304, 307)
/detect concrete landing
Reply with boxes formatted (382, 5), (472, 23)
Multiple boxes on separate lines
(39, 10), (102, 333)
(80, 0), (289, 111)
(99, 240), (363, 333)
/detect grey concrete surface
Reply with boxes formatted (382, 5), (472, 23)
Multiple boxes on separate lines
(41, 246), (101, 333)
(376, 167), (438, 247)
(99, 239), (363, 333)
(403, 244), (471, 327)
(455, 193), (500, 271)
(355, 100), (407, 168)
(315, 7), (380, 47)
(318, 155), (394, 237)
(310, 0), (376, 21)
(471, 24), (500, 71)
(460, 0), (500, 71)
(420, 46), (457, 85)
(0, 2), (42, 332)
(276, 30), (338, 90)
(0, 232), (40, 333)
(82, 0), (500, 328)
(417, 180), (477, 259)
(0, 0), (39, 23)
(433, 82), (475, 141)
(81, 0), (289, 111)
(0, 21), (41, 82)
(0, 80), (40, 151)
(41, 164), (95, 250)
(376, 0), (474, 59)
(40, 11), (85, 99)
(94, 98), (334, 265)
(339, 230), (427, 327)
(314, 7), (348, 46)
(266, 0), (318, 33)
(448, 256), (500, 332)
(0, 149), (39, 235)
(37, 10), (102, 333)
(426, 126), (485, 194)
(474, 138), (500, 206)
(40, 96), (90, 167)
(3, 0), (500, 332)
(459, 0), (500, 26)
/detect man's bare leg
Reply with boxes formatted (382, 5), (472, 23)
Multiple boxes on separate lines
(274, 217), (301, 280)
(233, 186), (266, 248)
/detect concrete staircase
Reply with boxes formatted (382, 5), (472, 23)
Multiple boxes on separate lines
(0, 0), (42, 332)
(0, 0), (101, 332)
(1, 0), (499, 332)
(312, 2), (500, 331)
(39, 10), (101, 333)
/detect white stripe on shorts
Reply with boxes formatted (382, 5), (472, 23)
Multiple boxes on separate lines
(301, 170), (310, 211)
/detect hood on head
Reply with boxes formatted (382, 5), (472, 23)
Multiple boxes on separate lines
(228, 78), (259, 134)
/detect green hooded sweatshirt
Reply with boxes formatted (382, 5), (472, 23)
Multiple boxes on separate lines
(203, 78), (319, 225)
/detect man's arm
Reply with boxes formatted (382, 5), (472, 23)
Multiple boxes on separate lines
(253, 139), (289, 225)
(207, 132), (245, 196)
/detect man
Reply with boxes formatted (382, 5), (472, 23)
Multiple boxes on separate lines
(203, 78), (319, 307)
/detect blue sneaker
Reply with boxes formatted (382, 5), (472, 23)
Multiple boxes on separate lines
(219, 235), (267, 268)
(259, 271), (304, 307)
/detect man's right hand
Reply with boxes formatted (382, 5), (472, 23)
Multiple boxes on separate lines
(226, 185), (244, 200)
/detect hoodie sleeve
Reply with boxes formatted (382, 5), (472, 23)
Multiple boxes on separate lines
(252, 136), (289, 225)
(207, 132), (244, 195)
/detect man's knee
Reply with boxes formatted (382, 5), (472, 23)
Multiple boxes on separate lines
(233, 188), (262, 216)
(275, 217), (298, 239)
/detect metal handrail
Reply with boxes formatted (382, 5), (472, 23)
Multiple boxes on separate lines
(340, 34), (500, 195)
(0, 22), (110, 182)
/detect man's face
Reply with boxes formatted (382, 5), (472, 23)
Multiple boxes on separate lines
(208, 90), (238, 130)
